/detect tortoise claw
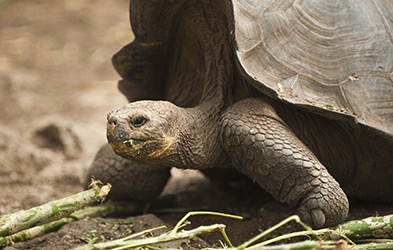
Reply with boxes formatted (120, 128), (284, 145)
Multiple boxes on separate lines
(311, 209), (326, 228)
(298, 208), (325, 229)
(297, 183), (348, 228)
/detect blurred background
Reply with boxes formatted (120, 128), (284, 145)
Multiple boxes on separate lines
(0, 0), (133, 213)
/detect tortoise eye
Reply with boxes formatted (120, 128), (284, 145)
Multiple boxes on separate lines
(132, 116), (147, 127)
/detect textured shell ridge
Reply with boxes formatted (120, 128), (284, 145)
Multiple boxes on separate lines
(232, 0), (393, 134)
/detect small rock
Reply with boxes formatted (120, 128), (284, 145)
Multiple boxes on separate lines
(0, 125), (54, 179)
(32, 123), (82, 159)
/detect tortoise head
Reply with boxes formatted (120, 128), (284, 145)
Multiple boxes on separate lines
(106, 100), (180, 161)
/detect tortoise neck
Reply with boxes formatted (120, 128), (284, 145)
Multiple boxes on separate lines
(177, 3), (233, 168)
(172, 106), (228, 169)
(152, 1), (233, 168)
(145, 103), (227, 169)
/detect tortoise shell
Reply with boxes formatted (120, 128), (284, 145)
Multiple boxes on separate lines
(232, 0), (393, 135)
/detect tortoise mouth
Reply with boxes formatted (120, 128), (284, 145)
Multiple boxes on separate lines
(108, 137), (153, 159)
(106, 131), (147, 146)
(122, 138), (146, 148)
(108, 133), (169, 160)
(106, 121), (149, 149)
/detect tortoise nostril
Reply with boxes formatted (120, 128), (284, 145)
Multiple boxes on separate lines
(107, 115), (119, 127)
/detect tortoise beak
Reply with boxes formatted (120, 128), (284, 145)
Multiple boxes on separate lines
(106, 112), (151, 159)
(106, 114), (131, 144)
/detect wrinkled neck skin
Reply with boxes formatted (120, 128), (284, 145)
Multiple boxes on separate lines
(150, 54), (231, 169)
(146, 1), (232, 169)
(157, 104), (227, 169)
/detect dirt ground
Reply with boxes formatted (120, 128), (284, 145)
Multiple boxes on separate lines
(1, 1), (392, 249)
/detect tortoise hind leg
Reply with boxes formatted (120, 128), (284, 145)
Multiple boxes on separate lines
(221, 98), (349, 228)
(85, 144), (170, 202)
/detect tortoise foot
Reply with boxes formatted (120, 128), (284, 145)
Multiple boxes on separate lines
(297, 183), (349, 228)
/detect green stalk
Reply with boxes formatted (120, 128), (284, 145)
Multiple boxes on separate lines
(0, 202), (141, 248)
(169, 211), (242, 248)
(241, 240), (329, 250)
(74, 224), (226, 250)
(240, 215), (393, 250)
(238, 214), (393, 250)
(331, 214), (393, 240)
(74, 211), (243, 250)
(237, 215), (318, 250)
(0, 181), (110, 237)
(170, 211), (243, 234)
(0, 216), (74, 247)
(239, 241), (393, 250)
(355, 242), (393, 249)
(244, 229), (327, 250)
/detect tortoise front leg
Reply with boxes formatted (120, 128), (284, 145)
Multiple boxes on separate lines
(221, 98), (349, 228)
(85, 144), (170, 202)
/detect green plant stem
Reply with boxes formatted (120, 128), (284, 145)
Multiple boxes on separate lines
(244, 229), (327, 250)
(121, 225), (167, 241)
(74, 224), (226, 250)
(74, 211), (242, 250)
(171, 211), (243, 234)
(242, 240), (332, 250)
(0, 216), (74, 247)
(170, 211), (241, 248)
(220, 228), (234, 248)
(331, 214), (393, 240)
(355, 242), (393, 249)
(241, 241), (393, 250)
(0, 202), (141, 247)
(93, 224), (168, 249)
(142, 245), (178, 250)
(239, 215), (393, 250)
(237, 215), (318, 250)
(245, 228), (355, 249)
(0, 181), (111, 238)
(238, 214), (393, 250)
(0, 202), (140, 248)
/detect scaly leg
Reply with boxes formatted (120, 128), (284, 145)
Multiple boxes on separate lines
(85, 144), (170, 201)
(221, 98), (348, 228)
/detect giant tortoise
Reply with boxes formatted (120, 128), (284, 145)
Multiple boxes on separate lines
(87, 0), (393, 228)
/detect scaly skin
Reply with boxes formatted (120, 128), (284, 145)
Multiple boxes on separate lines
(87, 0), (231, 204)
(221, 98), (349, 228)
(89, 0), (353, 229)
(104, 97), (349, 228)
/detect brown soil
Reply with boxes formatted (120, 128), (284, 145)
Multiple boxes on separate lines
(1, 1), (392, 249)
